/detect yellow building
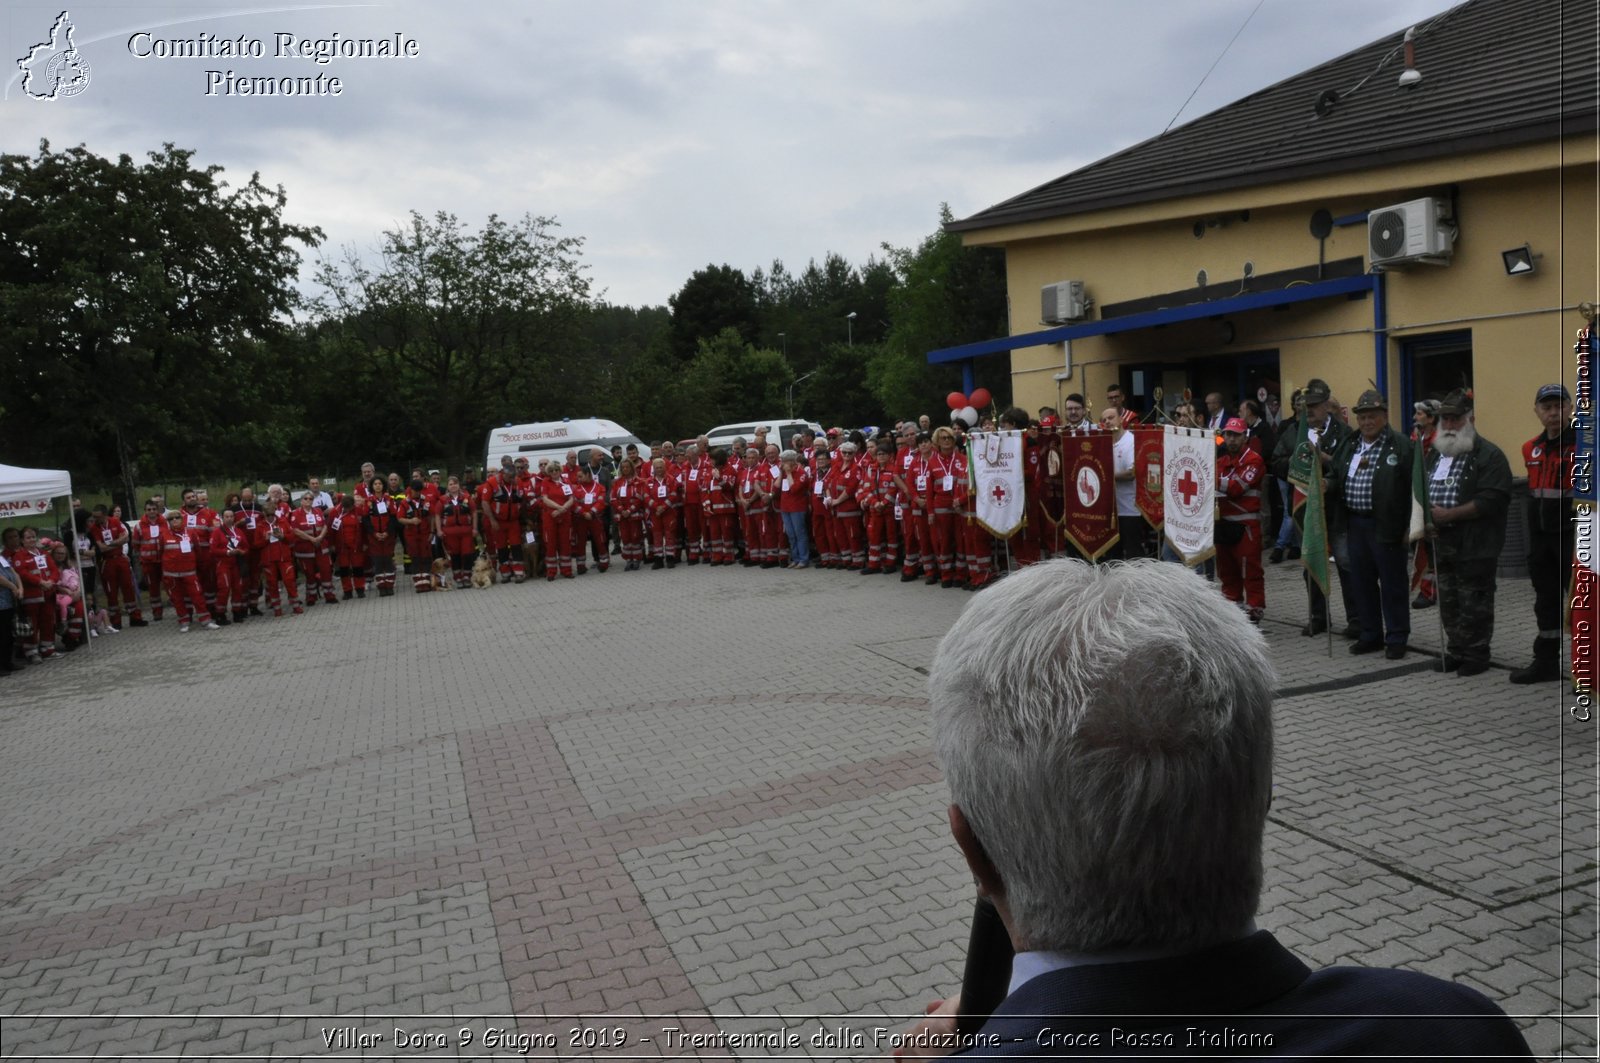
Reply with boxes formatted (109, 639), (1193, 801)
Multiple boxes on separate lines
(935, 0), (1595, 453)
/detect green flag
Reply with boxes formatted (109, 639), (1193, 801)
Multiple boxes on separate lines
(1298, 426), (1329, 595)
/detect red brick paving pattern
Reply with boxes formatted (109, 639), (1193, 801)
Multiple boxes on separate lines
(0, 692), (934, 1046)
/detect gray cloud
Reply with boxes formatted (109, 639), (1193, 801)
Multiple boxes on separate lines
(3, 0), (1453, 307)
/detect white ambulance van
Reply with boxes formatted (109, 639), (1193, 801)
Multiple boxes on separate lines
(484, 419), (650, 471)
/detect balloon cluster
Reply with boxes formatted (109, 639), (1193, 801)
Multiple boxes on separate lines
(945, 388), (992, 427)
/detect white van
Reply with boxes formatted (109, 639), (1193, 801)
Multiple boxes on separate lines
(485, 418), (649, 471)
(702, 418), (823, 455)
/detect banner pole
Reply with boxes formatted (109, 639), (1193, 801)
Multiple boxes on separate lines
(1429, 540), (1448, 671)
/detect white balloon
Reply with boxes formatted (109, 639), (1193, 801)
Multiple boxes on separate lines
(958, 405), (979, 426)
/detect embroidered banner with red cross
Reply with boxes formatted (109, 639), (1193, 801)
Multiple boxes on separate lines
(1061, 431), (1119, 560)
(1162, 425), (1216, 566)
(970, 430), (1025, 538)
(1132, 426), (1165, 530)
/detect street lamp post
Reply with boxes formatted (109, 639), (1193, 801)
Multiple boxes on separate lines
(788, 369), (818, 419)
(846, 311), (857, 346)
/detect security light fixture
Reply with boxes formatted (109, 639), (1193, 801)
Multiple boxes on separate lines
(1501, 245), (1536, 276)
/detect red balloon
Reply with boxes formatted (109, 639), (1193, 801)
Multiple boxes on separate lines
(946, 391), (968, 411)
(969, 387), (992, 409)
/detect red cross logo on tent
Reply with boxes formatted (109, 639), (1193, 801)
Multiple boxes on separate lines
(1176, 469), (1201, 505)
(991, 483), (1007, 505)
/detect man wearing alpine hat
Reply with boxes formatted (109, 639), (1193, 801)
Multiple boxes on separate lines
(1425, 388), (1512, 677)
(1329, 390), (1414, 659)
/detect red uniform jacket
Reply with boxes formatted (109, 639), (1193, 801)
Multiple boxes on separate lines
(10, 547), (58, 600)
(134, 514), (167, 562)
(287, 507), (329, 554)
(1217, 447), (1267, 519)
(609, 477), (642, 519)
(160, 525), (201, 577)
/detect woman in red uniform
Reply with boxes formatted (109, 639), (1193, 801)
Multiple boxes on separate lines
(11, 527), (61, 660)
(572, 467), (609, 573)
(703, 449), (736, 565)
(362, 476), (401, 596)
(289, 490), (338, 605)
(398, 476), (435, 593)
(87, 503), (146, 628)
(609, 458), (644, 571)
(161, 512), (220, 632)
(209, 510), (248, 624)
(260, 487), (302, 616)
(329, 494), (369, 598)
(434, 476), (476, 588)
(536, 463), (577, 580)
(645, 457), (680, 570)
(926, 426), (968, 588)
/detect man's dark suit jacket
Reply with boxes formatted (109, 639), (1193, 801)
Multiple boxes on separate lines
(961, 931), (1531, 1058)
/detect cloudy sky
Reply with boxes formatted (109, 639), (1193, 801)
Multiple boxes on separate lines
(3, 0), (1453, 309)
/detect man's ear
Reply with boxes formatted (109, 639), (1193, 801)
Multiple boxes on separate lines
(949, 804), (1006, 900)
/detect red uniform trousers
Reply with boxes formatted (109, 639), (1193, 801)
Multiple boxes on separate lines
(193, 547), (216, 611)
(484, 517), (522, 579)
(1216, 517), (1266, 613)
(738, 507), (761, 564)
(541, 511), (575, 579)
(616, 516), (645, 563)
(762, 506), (783, 564)
(963, 517), (994, 588)
(139, 557), (166, 619)
(574, 514), (608, 571)
(19, 593), (55, 658)
(368, 535), (398, 594)
(213, 555), (243, 618)
(99, 554), (143, 623)
(162, 571), (212, 625)
(864, 506), (892, 572)
(928, 506), (960, 582)
(833, 508), (865, 568)
(336, 549), (370, 593)
(809, 501), (836, 566)
(705, 511), (734, 563)
(442, 528), (475, 586)
(649, 505), (677, 559)
(901, 507), (930, 577)
(261, 546), (301, 614)
(403, 527), (434, 592)
(682, 501), (705, 562)
(295, 548), (337, 601)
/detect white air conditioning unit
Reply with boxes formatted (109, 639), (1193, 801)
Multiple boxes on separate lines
(1367, 197), (1455, 268)
(1041, 280), (1089, 324)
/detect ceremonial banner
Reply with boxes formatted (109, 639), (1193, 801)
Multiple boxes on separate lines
(1037, 429), (1066, 553)
(1061, 431), (1118, 560)
(1161, 426), (1215, 566)
(1132, 426), (1164, 530)
(970, 430), (1026, 538)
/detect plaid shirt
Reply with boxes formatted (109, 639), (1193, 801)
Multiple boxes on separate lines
(1426, 451), (1466, 509)
(1343, 439), (1380, 513)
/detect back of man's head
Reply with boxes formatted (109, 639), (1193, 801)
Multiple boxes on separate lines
(929, 558), (1275, 955)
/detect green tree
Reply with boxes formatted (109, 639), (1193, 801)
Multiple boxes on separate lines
(667, 263), (759, 362)
(0, 140), (321, 495)
(871, 204), (1009, 418)
(313, 210), (592, 472)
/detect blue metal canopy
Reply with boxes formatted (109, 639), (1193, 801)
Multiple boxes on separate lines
(926, 272), (1376, 364)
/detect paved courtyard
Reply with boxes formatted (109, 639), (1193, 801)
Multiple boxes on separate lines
(0, 556), (1594, 1059)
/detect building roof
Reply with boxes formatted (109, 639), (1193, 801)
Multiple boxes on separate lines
(949, 0), (1597, 234)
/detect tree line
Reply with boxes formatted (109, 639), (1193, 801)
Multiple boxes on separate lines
(1, 140), (1009, 501)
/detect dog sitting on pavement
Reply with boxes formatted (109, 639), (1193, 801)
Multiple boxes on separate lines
(430, 557), (454, 591)
(471, 553), (496, 589)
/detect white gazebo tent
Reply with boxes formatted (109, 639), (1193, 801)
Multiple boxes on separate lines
(0, 462), (89, 652)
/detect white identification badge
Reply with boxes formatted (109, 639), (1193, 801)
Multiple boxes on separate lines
(894, 505), (904, 521)
(1432, 456), (1453, 481)
(618, 485), (628, 498)
(743, 483), (752, 495)
(657, 485), (667, 499)
(186, 513), (197, 527)
(916, 475), (928, 490)
(1348, 452), (1365, 478)
(689, 469), (698, 481)
(782, 478), (792, 491)
(377, 501), (388, 514)
(309, 512), (320, 525)
(561, 483), (573, 497)
(942, 475), (954, 491)
(524, 531), (536, 544)
(813, 481), (824, 496)
(35, 554), (47, 569)
(101, 530), (113, 543)
(246, 516), (257, 529)
(584, 492), (595, 505)
(331, 517), (342, 531)
(179, 538), (192, 554)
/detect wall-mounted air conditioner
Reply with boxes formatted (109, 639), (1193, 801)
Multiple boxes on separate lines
(1041, 280), (1089, 324)
(1367, 197), (1455, 268)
